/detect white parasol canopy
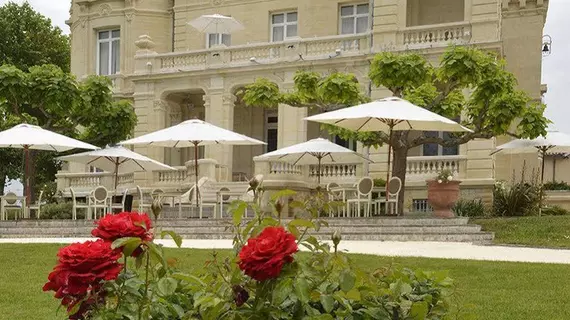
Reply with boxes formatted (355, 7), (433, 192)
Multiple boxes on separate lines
(305, 97), (471, 201)
(120, 119), (265, 207)
(254, 138), (372, 184)
(0, 123), (99, 152)
(0, 123), (99, 203)
(188, 14), (244, 35)
(58, 146), (176, 189)
(492, 131), (570, 155)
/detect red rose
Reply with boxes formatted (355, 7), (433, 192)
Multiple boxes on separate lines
(238, 226), (298, 281)
(92, 212), (153, 242)
(43, 240), (123, 319)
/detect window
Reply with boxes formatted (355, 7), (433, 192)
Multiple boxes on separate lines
(271, 11), (298, 42)
(340, 3), (369, 35)
(207, 33), (231, 47)
(97, 29), (120, 75)
(422, 131), (459, 156)
(334, 136), (357, 152)
(266, 114), (278, 152)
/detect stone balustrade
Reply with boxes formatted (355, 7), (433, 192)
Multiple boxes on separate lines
(406, 155), (467, 181)
(144, 33), (370, 73)
(309, 164), (358, 184)
(153, 166), (188, 186)
(56, 172), (136, 192)
(400, 22), (472, 48)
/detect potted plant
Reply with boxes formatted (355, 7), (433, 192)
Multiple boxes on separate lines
(427, 169), (461, 218)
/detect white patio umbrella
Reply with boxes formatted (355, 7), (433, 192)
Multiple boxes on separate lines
(188, 14), (244, 35)
(305, 97), (472, 198)
(58, 146), (176, 190)
(491, 130), (570, 215)
(119, 119), (265, 207)
(254, 138), (372, 184)
(0, 123), (99, 202)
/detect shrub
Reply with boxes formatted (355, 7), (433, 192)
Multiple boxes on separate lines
(492, 180), (542, 217)
(542, 205), (570, 216)
(42, 190), (459, 320)
(41, 202), (84, 220)
(543, 181), (570, 191)
(373, 178), (386, 187)
(452, 199), (487, 217)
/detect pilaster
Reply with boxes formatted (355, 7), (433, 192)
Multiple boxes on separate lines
(204, 82), (235, 177)
(277, 81), (307, 148)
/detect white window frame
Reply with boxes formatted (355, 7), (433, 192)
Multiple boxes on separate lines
(96, 29), (120, 75)
(339, 3), (370, 35)
(270, 11), (298, 42)
(265, 113), (278, 152)
(206, 33), (231, 48)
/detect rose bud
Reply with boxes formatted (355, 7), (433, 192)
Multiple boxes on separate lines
(232, 285), (249, 307)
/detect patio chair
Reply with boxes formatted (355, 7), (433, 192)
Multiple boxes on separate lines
(346, 177), (373, 217)
(28, 190), (44, 219)
(1, 193), (22, 220)
(373, 177), (402, 216)
(136, 186), (165, 213)
(89, 186), (110, 219)
(326, 182), (342, 217)
(70, 187), (90, 220)
(110, 189), (129, 213)
(177, 177), (214, 219)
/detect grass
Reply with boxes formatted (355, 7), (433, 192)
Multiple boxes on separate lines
(473, 215), (570, 248)
(1, 244), (570, 320)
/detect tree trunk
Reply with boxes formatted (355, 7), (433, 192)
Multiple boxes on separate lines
(0, 172), (5, 196)
(24, 151), (37, 204)
(391, 145), (408, 215)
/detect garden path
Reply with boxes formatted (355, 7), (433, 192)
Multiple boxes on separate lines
(2, 238), (570, 264)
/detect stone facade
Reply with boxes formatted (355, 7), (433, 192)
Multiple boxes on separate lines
(60, 0), (549, 212)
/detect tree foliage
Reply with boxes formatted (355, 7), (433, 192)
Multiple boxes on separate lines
(240, 46), (550, 213)
(0, 2), (70, 72)
(0, 64), (137, 197)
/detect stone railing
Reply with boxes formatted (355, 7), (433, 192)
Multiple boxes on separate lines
(152, 33), (369, 72)
(400, 22), (471, 47)
(406, 155), (467, 181)
(309, 164), (358, 183)
(269, 162), (304, 176)
(56, 172), (137, 192)
(153, 166), (188, 185)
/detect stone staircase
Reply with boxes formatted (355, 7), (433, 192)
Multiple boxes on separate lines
(0, 216), (494, 244)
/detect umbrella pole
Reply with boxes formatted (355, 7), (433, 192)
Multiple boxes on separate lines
(317, 156), (322, 185)
(539, 148), (546, 216)
(114, 158), (119, 191)
(385, 126), (393, 202)
(194, 142), (199, 210)
(24, 145), (31, 205)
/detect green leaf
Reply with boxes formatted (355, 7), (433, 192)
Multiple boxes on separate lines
(320, 294), (334, 313)
(161, 230), (182, 248)
(231, 201), (247, 225)
(289, 219), (315, 229)
(295, 277), (310, 303)
(346, 288), (361, 301)
(157, 277), (178, 296)
(339, 270), (356, 293)
(270, 189), (296, 202)
(272, 278), (293, 305)
(410, 301), (428, 320)
(111, 237), (142, 257)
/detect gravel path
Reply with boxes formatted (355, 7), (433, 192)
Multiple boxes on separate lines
(2, 238), (569, 264)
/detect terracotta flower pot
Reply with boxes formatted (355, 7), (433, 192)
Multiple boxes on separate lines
(427, 180), (461, 218)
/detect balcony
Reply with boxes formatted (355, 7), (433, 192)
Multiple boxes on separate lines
(136, 33), (370, 74)
(399, 22), (472, 49)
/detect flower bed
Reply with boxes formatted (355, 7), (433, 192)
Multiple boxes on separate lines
(43, 190), (456, 319)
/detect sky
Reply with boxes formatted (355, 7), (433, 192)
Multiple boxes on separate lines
(0, 0), (569, 132)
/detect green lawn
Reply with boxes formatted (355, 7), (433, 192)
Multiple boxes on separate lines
(2, 244), (570, 320)
(473, 216), (570, 248)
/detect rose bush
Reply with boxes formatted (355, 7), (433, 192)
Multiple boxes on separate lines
(44, 191), (468, 320)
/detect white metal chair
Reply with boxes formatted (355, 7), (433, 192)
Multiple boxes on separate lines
(89, 186), (110, 219)
(346, 177), (374, 217)
(136, 186), (165, 213)
(326, 182), (341, 217)
(70, 188), (90, 220)
(177, 177), (214, 219)
(28, 190), (44, 219)
(1, 193), (22, 220)
(110, 189), (129, 213)
(373, 177), (402, 216)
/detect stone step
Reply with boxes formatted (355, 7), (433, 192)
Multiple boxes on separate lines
(0, 217), (470, 228)
(0, 224), (482, 235)
(0, 232), (494, 244)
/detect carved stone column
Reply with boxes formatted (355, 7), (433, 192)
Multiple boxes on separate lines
(203, 91), (235, 181)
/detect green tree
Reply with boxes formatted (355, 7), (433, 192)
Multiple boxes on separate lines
(240, 46), (550, 213)
(0, 64), (137, 200)
(0, 2), (70, 72)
